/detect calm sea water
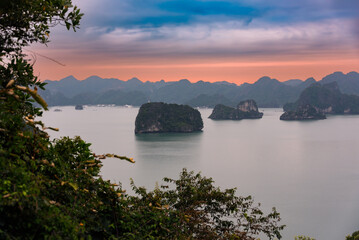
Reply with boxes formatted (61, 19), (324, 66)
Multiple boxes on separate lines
(41, 106), (359, 240)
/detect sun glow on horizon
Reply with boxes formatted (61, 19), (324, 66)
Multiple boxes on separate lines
(30, 0), (359, 84)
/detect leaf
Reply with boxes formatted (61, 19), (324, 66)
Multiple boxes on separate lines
(6, 79), (15, 88)
(85, 160), (96, 163)
(47, 127), (59, 131)
(68, 182), (78, 191)
(26, 88), (48, 110)
(15, 86), (48, 110)
(2, 194), (11, 198)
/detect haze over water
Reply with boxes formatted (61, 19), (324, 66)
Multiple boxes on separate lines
(41, 106), (359, 239)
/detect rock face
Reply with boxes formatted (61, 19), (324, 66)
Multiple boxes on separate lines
(209, 100), (263, 120)
(280, 104), (326, 120)
(237, 99), (260, 112)
(135, 102), (203, 134)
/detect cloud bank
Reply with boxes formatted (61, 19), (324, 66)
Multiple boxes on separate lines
(31, 0), (359, 83)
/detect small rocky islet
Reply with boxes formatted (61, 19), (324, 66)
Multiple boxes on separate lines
(209, 99), (263, 120)
(135, 102), (203, 134)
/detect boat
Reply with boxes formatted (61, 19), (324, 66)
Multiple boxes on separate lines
(54, 108), (62, 112)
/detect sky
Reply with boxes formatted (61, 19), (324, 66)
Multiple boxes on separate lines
(30, 0), (359, 84)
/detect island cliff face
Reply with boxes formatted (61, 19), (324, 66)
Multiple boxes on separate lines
(209, 99), (263, 120)
(135, 102), (203, 134)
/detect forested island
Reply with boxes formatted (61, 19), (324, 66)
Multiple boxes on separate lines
(135, 102), (203, 133)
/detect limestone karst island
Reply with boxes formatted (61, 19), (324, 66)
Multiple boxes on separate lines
(209, 99), (263, 120)
(135, 102), (203, 133)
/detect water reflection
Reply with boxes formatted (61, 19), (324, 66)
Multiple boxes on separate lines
(132, 132), (204, 191)
(135, 132), (203, 163)
(135, 131), (203, 142)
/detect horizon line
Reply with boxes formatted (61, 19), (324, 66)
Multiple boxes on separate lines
(44, 70), (358, 85)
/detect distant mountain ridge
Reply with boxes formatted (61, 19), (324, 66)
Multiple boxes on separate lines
(41, 71), (359, 108)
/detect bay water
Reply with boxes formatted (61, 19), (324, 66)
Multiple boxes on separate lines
(41, 106), (359, 239)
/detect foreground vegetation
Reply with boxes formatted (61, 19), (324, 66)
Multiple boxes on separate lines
(346, 231), (359, 240)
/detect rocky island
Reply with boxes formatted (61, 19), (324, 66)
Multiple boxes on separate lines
(281, 82), (359, 120)
(135, 102), (203, 134)
(280, 104), (326, 120)
(209, 99), (263, 120)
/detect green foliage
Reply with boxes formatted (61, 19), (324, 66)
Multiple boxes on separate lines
(128, 169), (285, 240)
(0, 135), (124, 239)
(0, 0), (83, 57)
(346, 230), (359, 240)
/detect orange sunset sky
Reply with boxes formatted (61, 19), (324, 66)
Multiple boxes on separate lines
(30, 0), (359, 84)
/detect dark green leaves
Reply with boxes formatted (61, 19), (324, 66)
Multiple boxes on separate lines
(128, 169), (285, 240)
(0, 0), (83, 57)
